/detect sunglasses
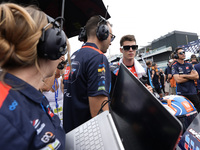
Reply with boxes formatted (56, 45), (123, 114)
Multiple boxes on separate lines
(178, 51), (185, 55)
(122, 45), (138, 51)
(110, 33), (115, 42)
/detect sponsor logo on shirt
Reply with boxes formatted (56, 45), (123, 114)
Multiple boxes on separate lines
(98, 86), (106, 91)
(41, 132), (55, 143)
(40, 138), (61, 150)
(98, 63), (106, 76)
(47, 105), (54, 118)
(31, 119), (46, 135)
(9, 100), (18, 111)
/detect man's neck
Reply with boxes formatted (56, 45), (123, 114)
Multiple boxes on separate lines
(123, 58), (134, 67)
(178, 59), (184, 64)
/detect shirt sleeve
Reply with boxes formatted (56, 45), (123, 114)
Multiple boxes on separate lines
(171, 64), (179, 75)
(87, 54), (111, 97)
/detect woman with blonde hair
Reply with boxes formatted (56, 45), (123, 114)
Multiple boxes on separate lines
(0, 3), (68, 149)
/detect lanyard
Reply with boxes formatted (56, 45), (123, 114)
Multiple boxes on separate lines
(52, 78), (59, 112)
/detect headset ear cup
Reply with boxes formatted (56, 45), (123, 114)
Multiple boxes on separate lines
(96, 24), (109, 41)
(174, 53), (179, 59)
(37, 27), (67, 60)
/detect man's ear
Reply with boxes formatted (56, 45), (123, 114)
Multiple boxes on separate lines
(120, 48), (123, 53)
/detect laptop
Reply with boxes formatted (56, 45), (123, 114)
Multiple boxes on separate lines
(65, 63), (183, 150)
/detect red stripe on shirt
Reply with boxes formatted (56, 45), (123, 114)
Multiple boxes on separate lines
(0, 82), (11, 108)
(82, 46), (103, 54)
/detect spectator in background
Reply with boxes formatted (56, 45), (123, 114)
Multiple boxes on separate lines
(152, 63), (163, 98)
(164, 60), (172, 96)
(172, 47), (200, 112)
(190, 54), (198, 65)
(146, 60), (154, 88)
(159, 68), (165, 95)
(190, 54), (198, 90)
(63, 15), (115, 133)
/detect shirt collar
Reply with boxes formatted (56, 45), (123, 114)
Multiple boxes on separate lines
(4, 73), (44, 104)
(82, 42), (99, 49)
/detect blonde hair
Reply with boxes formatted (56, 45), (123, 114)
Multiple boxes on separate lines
(0, 3), (47, 70)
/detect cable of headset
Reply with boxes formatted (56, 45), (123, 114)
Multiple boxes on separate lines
(97, 99), (111, 115)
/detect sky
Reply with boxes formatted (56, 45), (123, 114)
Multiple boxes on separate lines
(68, 0), (200, 56)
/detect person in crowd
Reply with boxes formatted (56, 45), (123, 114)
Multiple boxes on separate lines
(110, 35), (152, 92)
(146, 60), (154, 88)
(190, 54), (198, 89)
(111, 35), (145, 78)
(159, 68), (165, 94)
(63, 15), (115, 133)
(190, 54), (198, 65)
(152, 63), (163, 98)
(172, 47), (200, 112)
(164, 60), (172, 96)
(0, 3), (67, 149)
(168, 53), (177, 95)
(40, 56), (67, 126)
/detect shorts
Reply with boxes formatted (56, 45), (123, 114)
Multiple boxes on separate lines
(165, 81), (170, 93)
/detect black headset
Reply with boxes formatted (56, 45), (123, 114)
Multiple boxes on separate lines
(37, 15), (67, 60)
(96, 15), (109, 41)
(78, 15), (109, 42)
(174, 51), (179, 59)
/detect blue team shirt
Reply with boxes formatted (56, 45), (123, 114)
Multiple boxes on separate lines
(63, 43), (111, 133)
(0, 73), (65, 150)
(172, 61), (197, 95)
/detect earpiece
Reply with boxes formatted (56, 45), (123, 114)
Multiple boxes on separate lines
(37, 15), (67, 60)
(96, 15), (109, 41)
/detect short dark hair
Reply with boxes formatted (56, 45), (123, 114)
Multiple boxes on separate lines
(175, 47), (183, 53)
(120, 35), (136, 46)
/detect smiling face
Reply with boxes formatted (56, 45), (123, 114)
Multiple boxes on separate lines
(120, 40), (137, 61)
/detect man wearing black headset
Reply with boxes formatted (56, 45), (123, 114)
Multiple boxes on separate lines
(63, 15), (115, 133)
(172, 47), (200, 112)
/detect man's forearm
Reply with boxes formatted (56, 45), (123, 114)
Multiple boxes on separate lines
(181, 73), (199, 80)
(174, 74), (189, 83)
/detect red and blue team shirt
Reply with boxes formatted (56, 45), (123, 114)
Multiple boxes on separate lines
(63, 42), (111, 133)
(0, 73), (65, 150)
(172, 61), (197, 95)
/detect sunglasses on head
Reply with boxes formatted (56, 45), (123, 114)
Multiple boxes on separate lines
(122, 45), (138, 51)
(110, 33), (115, 42)
(178, 51), (185, 55)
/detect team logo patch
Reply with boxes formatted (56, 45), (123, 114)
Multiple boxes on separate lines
(31, 119), (46, 135)
(9, 100), (18, 111)
(98, 86), (106, 91)
(41, 132), (55, 143)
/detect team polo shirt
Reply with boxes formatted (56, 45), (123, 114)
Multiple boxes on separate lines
(0, 73), (65, 150)
(172, 61), (197, 95)
(63, 43), (111, 133)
